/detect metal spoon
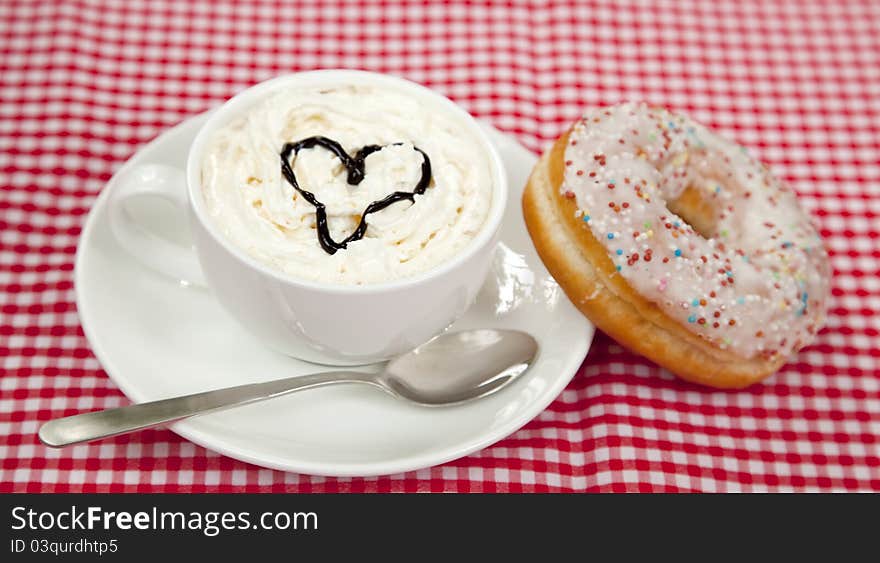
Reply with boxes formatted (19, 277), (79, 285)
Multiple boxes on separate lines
(39, 329), (538, 448)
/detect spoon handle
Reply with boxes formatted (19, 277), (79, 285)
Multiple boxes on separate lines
(38, 371), (377, 447)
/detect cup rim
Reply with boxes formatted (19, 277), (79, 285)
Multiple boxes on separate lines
(185, 69), (508, 295)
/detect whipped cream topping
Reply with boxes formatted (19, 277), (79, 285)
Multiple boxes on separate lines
(562, 103), (830, 360)
(200, 84), (492, 284)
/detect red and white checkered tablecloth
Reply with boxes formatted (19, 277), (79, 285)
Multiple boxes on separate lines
(2, 0), (879, 493)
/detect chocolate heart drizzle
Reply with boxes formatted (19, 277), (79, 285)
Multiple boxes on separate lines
(279, 136), (432, 255)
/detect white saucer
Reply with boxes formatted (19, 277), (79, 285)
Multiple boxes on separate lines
(75, 114), (594, 476)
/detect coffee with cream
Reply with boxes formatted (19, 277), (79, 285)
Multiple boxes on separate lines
(200, 84), (493, 284)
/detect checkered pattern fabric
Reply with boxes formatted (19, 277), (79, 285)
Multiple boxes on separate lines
(2, 0), (878, 492)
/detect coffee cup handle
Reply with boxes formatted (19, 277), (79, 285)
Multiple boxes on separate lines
(108, 163), (207, 287)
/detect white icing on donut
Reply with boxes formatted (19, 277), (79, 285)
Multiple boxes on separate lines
(562, 103), (830, 360)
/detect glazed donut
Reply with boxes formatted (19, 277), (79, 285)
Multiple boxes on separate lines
(522, 103), (830, 388)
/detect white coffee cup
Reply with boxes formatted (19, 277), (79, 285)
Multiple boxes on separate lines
(108, 70), (508, 365)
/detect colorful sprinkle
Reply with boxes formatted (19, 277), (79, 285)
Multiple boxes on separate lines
(674, 248), (682, 257)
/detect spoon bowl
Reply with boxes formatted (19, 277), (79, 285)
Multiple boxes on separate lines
(39, 329), (539, 447)
(383, 329), (538, 405)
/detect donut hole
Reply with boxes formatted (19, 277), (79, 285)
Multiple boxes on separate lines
(666, 185), (719, 240)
